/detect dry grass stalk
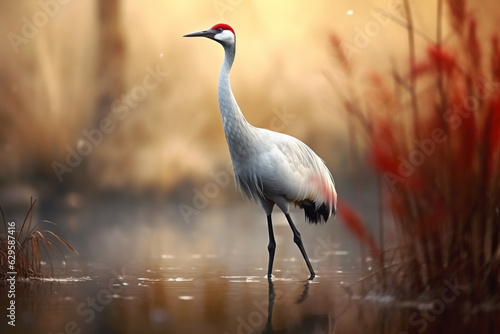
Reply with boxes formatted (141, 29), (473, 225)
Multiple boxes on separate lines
(0, 198), (78, 278)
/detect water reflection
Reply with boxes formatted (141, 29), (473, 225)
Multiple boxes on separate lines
(260, 279), (334, 334)
(2, 258), (500, 333)
(1, 198), (499, 334)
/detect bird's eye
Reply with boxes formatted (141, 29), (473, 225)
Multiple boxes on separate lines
(217, 28), (223, 33)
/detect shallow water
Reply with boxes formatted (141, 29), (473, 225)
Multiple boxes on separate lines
(2, 253), (349, 334)
(1, 195), (499, 333)
(3, 257), (500, 334)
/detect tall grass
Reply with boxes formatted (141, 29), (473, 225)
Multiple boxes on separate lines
(0, 198), (77, 278)
(331, 0), (500, 299)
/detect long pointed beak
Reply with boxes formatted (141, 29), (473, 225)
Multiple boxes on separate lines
(183, 29), (216, 38)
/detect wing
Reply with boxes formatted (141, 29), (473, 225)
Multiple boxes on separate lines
(255, 129), (337, 222)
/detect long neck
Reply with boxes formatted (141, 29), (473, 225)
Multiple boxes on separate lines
(218, 43), (254, 152)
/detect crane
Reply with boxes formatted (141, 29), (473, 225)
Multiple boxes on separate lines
(184, 23), (337, 280)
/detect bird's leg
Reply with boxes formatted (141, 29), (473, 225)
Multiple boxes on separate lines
(285, 213), (315, 279)
(266, 215), (276, 278)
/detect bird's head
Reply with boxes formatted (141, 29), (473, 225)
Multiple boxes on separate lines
(183, 23), (235, 47)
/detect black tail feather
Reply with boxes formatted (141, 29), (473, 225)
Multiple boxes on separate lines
(301, 201), (331, 224)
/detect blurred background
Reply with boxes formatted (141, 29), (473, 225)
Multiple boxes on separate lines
(0, 0), (440, 192)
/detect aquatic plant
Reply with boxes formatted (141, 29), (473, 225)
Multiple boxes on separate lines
(0, 198), (78, 278)
(330, 0), (500, 299)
